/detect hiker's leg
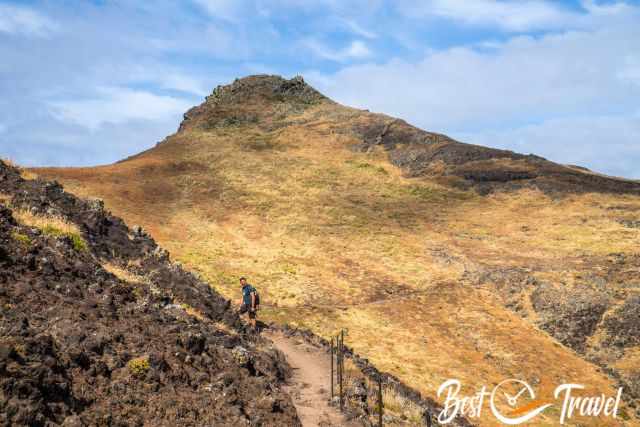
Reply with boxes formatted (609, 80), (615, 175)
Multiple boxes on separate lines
(249, 310), (257, 329)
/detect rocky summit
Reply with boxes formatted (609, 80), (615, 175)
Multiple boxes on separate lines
(30, 75), (640, 426)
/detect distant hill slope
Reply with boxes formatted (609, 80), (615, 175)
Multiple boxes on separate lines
(33, 75), (640, 425)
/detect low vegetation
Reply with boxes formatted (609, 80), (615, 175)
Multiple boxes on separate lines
(102, 262), (149, 284)
(13, 209), (87, 252)
(177, 301), (205, 321)
(127, 356), (150, 377)
(380, 388), (425, 426)
(10, 231), (32, 246)
(1, 158), (38, 180)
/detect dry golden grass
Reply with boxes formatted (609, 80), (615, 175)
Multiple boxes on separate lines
(34, 102), (640, 426)
(2, 158), (38, 180)
(102, 262), (149, 284)
(20, 169), (38, 180)
(13, 209), (77, 234)
(381, 389), (424, 426)
(176, 301), (205, 321)
(13, 209), (87, 251)
(444, 189), (640, 261)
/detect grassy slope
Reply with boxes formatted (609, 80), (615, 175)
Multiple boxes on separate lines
(35, 100), (640, 425)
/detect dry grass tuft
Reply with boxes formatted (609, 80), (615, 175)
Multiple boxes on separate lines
(1, 158), (38, 180)
(1, 158), (17, 168)
(0, 192), (12, 205)
(102, 262), (149, 284)
(381, 388), (425, 426)
(10, 231), (32, 246)
(13, 209), (87, 251)
(213, 321), (237, 335)
(20, 170), (39, 180)
(13, 209), (78, 235)
(177, 301), (205, 321)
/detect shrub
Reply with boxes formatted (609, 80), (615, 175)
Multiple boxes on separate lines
(68, 233), (88, 252)
(127, 356), (150, 377)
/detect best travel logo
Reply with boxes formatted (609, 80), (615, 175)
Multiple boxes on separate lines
(437, 378), (623, 425)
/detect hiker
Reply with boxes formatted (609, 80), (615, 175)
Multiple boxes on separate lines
(237, 277), (259, 329)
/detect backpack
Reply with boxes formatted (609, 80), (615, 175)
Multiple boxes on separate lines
(245, 285), (260, 307)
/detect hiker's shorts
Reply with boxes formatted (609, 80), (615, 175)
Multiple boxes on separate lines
(239, 304), (257, 319)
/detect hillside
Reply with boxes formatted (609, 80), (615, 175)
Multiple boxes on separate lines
(0, 160), (300, 426)
(34, 75), (640, 426)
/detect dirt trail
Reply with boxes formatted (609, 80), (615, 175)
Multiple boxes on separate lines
(265, 330), (361, 427)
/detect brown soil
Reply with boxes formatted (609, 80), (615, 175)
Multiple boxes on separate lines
(265, 330), (360, 427)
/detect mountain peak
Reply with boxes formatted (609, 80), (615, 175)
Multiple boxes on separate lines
(207, 74), (327, 105)
(178, 74), (329, 132)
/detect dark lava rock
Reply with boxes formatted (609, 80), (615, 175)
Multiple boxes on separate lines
(530, 284), (609, 353)
(604, 296), (640, 348)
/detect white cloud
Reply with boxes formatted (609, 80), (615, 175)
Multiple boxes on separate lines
(192, 0), (384, 24)
(0, 4), (57, 37)
(48, 87), (193, 131)
(396, 0), (635, 33)
(303, 39), (371, 62)
(455, 114), (640, 179)
(342, 19), (377, 39)
(122, 65), (210, 96)
(344, 40), (371, 59)
(157, 73), (208, 96)
(192, 0), (244, 21)
(0, 123), (6, 134)
(618, 55), (640, 86)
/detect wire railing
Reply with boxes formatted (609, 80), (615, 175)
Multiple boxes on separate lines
(329, 328), (436, 427)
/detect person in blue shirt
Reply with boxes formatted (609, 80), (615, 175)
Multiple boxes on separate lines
(237, 277), (259, 329)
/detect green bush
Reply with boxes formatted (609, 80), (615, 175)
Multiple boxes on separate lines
(11, 232), (31, 246)
(68, 233), (88, 252)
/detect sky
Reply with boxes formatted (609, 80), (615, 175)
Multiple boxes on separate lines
(0, 1), (639, 178)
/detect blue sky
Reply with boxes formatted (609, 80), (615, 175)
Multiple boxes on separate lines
(1, 1), (639, 178)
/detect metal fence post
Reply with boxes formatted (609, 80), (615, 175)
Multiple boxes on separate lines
(378, 377), (383, 427)
(425, 410), (432, 427)
(338, 332), (344, 410)
(330, 337), (334, 399)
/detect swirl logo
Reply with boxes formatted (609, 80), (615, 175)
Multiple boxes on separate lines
(490, 379), (553, 425)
